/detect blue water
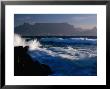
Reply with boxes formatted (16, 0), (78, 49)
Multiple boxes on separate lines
(26, 37), (97, 76)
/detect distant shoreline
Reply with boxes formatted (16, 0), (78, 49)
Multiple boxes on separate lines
(22, 36), (97, 39)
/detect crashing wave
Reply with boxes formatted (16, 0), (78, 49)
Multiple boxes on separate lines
(14, 34), (97, 75)
(14, 34), (96, 60)
(14, 34), (42, 50)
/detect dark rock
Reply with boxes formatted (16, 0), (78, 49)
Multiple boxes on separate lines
(14, 46), (52, 76)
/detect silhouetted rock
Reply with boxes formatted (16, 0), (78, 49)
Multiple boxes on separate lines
(14, 46), (52, 76)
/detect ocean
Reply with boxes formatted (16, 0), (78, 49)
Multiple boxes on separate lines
(14, 34), (97, 76)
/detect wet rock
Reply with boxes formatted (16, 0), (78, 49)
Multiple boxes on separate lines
(14, 46), (52, 76)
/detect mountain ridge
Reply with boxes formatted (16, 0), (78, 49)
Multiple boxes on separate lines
(14, 23), (97, 36)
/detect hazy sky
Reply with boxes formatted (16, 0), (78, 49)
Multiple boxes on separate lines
(14, 14), (97, 29)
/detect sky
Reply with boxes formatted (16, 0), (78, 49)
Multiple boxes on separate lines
(14, 14), (97, 29)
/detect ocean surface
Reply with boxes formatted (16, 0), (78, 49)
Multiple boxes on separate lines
(14, 35), (97, 76)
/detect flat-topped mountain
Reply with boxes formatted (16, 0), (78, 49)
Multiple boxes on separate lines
(14, 23), (97, 36)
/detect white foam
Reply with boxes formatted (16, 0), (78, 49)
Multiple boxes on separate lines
(14, 34), (26, 47)
(28, 39), (42, 50)
(14, 34), (42, 50)
(14, 34), (96, 61)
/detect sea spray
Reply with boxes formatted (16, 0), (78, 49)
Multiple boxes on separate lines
(14, 34), (96, 60)
(28, 40), (42, 50)
(14, 34), (26, 47)
(14, 34), (42, 50)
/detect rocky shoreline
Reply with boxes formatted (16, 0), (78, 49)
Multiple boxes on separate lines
(14, 46), (52, 76)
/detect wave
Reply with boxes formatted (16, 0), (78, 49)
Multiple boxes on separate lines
(28, 46), (97, 76)
(14, 34), (97, 60)
(40, 37), (97, 45)
(14, 34), (42, 50)
(14, 34), (97, 75)
(29, 46), (96, 61)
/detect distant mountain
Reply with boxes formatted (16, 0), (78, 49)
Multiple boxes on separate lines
(14, 23), (97, 36)
(82, 27), (97, 36)
(75, 27), (97, 36)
